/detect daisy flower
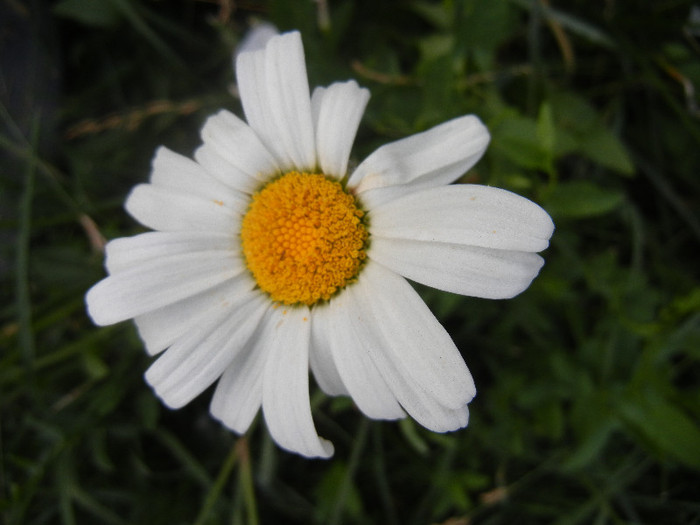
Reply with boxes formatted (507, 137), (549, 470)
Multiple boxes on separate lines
(86, 31), (554, 458)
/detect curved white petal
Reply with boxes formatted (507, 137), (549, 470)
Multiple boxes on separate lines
(236, 22), (279, 56)
(311, 81), (370, 179)
(344, 269), (472, 431)
(196, 110), (280, 194)
(357, 261), (475, 407)
(86, 251), (241, 326)
(210, 305), (276, 434)
(347, 115), (490, 207)
(236, 31), (316, 171)
(309, 304), (349, 396)
(150, 146), (248, 213)
(125, 184), (239, 233)
(134, 271), (255, 356)
(369, 185), (555, 253)
(105, 231), (233, 274)
(370, 237), (545, 299)
(262, 307), (334, 458)
(312, 301), (405, 420)
(145, 292), (268, 409)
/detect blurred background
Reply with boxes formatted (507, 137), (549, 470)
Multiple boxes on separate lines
(2, 0), (700, 523)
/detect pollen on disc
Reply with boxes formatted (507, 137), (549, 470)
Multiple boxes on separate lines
(240, 172), (368, 306)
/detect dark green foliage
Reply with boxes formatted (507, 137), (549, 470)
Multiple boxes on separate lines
(2, 0), (699, 523)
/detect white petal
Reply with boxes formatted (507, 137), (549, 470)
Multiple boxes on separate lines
(356, 261), (475, 408)
(311, 81), (370, 178)
(236, 32), (316, 171)
(310, 86), (326, 129)
(235, 50), (275, 162)
(86, 251), (241, 326)
(370, 237), (545, 299)
(348, 115), (490, 207)
(145, 292), (268, 409)
(345, 270), (472, 432)
(262, 307), (334, 458)
(311, 301), (405, 421)
(236, 22), (279, 56)
(134, 271), (255, 356)
(105, 231), (233, 274)
(210, 305), (275, 434)
(125, 184), (239, 233)
(196, 110), (280, 193)
(309, 304), (349, 396)
(150, 146), (248, 212)
(370, 184), (555, 252)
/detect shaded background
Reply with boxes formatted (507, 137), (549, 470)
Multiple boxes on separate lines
(2, 0), (700, 523)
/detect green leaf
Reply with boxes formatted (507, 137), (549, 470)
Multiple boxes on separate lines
(536, 102), (556, 174)
(579, 127), (635, 175)
(410, 0), (452, 29)
(617, 393), (700, 470)
(398, 418), (430, 456)
(545, 180), (624, 218)
(550, 92), (635, 175)
(536, 102), (556, 157)
(455, 0), (514, 65)
(492, 115), (550, 171)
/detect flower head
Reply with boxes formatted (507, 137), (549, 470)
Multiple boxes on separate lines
(86, 31), (554, 458)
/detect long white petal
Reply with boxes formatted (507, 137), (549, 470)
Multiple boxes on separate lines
(237, 32), (316, 171)
(348, 115), (490, 207)
(357, 261), (475, 408)
(149, 146), (248, 213)
(345, 270), (472, 432)
(134, 272), (255, 356)
(370, 237), (545, 299)
(262, 307), (334, 458)
(145, 292), (268, 409)
(210, 305), (275, 434)
(312, 301), (405, 420)
(311, 81), (370, 179)
(86, 251), (241, 326)
(125, 184), (239, 233)
(236, 22), (279, 56)
(309, 304), (349, 396)
(370, 185), (555, 252)
(196, 110), (280, 194)
(105, 231), (233, 274)
(235, 49), (277, 162)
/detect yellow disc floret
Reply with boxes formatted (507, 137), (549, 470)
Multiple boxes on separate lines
(240, 171), (368, 306)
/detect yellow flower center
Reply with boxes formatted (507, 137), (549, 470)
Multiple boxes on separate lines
(240, 171), (368, 306)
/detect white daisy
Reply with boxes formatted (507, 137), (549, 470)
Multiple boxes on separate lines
(86, 31), (554, 458)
